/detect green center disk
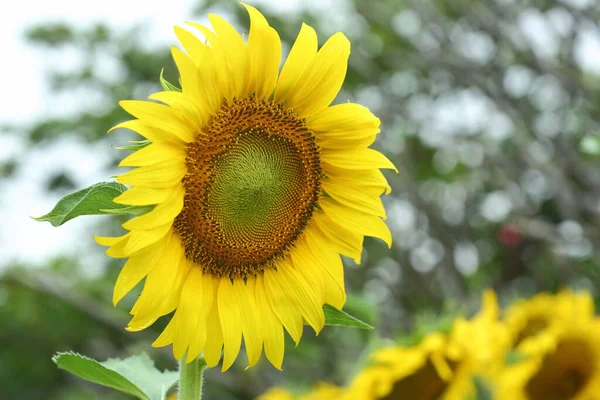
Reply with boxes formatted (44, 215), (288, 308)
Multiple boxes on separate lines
(206, 128), (305, 244)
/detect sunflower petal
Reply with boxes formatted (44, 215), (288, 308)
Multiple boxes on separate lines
(322, 148), (397, 172)
(218, 278), (244, 371)
(320, 197), (391, 247)
(242, 3), (281, 99)
(119, 100), (196, 143)
(122, 184), (184, 230)
(113, 186), (172, 206)
(255, 275), (284, 370)
(274, 23), (318, 103)
(282, 32), (350, 117)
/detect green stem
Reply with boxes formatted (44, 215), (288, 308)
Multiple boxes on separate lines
(178, 356), (206, 400)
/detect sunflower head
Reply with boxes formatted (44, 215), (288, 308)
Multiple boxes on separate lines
(347, 291), (507, 400)
(496, 320), (600, 400)
(504, 290), (594, 353)
(95, 3), (395, 371)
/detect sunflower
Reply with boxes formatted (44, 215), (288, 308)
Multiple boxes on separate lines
(258, 382), (344, 400)
(494, 290), (600, 400)
(346, 291), (506, 400)
(495, 303), (600, 400)
(95, 3), (395, 371)
(503, 290), (595, 353)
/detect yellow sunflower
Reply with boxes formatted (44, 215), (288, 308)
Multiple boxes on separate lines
(258, 382), (344, 400)
(503, 290), (595, 353)
(346, 291), (506, 400)
(95, 3), (395, 371)
(496, 301), (600, 400)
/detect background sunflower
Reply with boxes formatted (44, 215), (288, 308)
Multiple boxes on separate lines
(5, 0), (600, 399)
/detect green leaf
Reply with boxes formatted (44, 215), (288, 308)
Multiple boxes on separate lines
(505, 350), (528, 365)
(32, 182), (129, 226)
(471, 376), (493, 400)
(160, 68), (181, 92)
(100, 205), (155, 215)
(53, 352), (178, 400)
(323, 304), (373, 329)
(113, 139), (151, 151)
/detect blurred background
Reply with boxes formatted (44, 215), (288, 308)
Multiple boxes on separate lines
(2, 0), (600, 398)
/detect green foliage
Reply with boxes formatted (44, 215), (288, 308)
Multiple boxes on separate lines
(32, 182), (149, 226)
(113, 140), (152, 151)
(323, 304), (373, 330)
(160, 69), (182, 92)
(53, 352), (178, 400)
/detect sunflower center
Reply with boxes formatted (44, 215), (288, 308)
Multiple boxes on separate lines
(526, 338), (595, 400)
(382, 358), (457, 400)
(174, 96), (321, 279)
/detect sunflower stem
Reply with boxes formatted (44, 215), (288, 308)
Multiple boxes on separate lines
(178, 356), (206, 400)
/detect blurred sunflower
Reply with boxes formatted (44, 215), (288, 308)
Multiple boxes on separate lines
(95, 3), (394, 371)
(258, 382), (343, 400)
(495, 290), (600, 400)
(503, 290), (595, 353)
(346, 291), (505, 400)
(496, 313), (600, 400)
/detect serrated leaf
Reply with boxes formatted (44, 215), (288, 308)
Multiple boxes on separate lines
(323, 304), (373, 329)
(160, 68), (181, 92)
(113, 140), (151, 151)
(53, 352), (177, 400)
(32, 182), (129, 226)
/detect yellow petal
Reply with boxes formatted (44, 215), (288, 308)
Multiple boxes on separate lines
(94, 235), (125, 247)
(174, 25), (208, 62)
(122, 223), (172, 256)
(119, 142), (186, 168)
(208, 14), (247, 100)
(312, 210), (363, 263)
(255, 274), (284, 370)
(149, 91), (208, 131)
(271, 259), (325, 333)
(322, 148), (397, 172)
(116, 160), (187, 188)
(112, 236), (168, 305)
(122, 184), (184, 230)
(113, 186), (172, 206)
(119, 100), (196, 143)
(171, 45), (220, 115)
(318, 135), (376, 150)
(274, 23), (318, 103)
(203, 297), (224, 368)
(185, 270), (217, 362)
(241, 3), (281, 99)
(324, 164), (392, 196)
(281, 32), (350, 117)
(320, 197), (392, 247)
(104, 233), (132, 258)
(322, 179), (386, 218)
(290, 237), (325, 304)
(108, 119), (181, 144)
(303, 227), (346, 309)
(233, 278), (263, 368)
(264, 263), (303, 344)
(310, 103), (380, 137)
(218, 278), (243, 371)
(127, 232), (184, 328)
